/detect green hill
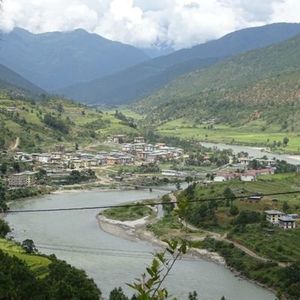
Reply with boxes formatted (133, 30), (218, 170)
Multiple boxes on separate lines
(59, 23), (300, 105)
(133, 33), (300, 152)
(0, 63), (44, 98)
(0, 92), (139, 152)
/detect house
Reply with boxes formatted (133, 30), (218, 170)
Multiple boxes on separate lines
(134, 136), (145, 143)
(248, 195), (263, 202)
(122, 144), (133, 152)
(8, 171), (37, 187)
(238, 157), (250, 166)
(145, 144), (155, 152)
(214, 173), (236, 182)
(278, 216), (296, 229)
(240, 174), (256, 182)
(240, 171), (257, 182)
(287, 214), (299, 220)
(265, 210), (285, 224)
(161, 170), (187, 178)
(112, 135), (126, 144)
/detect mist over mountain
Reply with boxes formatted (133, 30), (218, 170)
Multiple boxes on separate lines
(58, 23), (300, 105)
(0, 28), (149, 91)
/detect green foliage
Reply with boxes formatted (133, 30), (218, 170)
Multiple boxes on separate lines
(233, 211), (261, 225)
(109, 287), (129, 300)
(22, 239), (37, 254)
(0, 250), (46, 299)
(102, 203), (153, 221)
(128, 240), (189, 300)
(0, 219), (10, 238)
(43, 113), (69, 134)
(44, 259), (101, 300)
(202, 238), (300, 300)
(65, 169), (96, 185)
(161, 195), (174, 216)
(229, 205), (239, 216)
(0, 239), (101, 299)
(274, 160), (297, 174)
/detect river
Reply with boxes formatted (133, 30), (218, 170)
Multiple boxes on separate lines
(6, 189), (276, 300)
(201, 142), (300, 165)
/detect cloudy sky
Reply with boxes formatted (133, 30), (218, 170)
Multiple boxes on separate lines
(0, 0), (299, 49)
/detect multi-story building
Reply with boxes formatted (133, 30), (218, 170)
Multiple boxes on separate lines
(8, 171), (37, 187)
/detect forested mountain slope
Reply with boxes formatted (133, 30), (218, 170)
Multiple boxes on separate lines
(59, 23), (300, 105)
(136, 33), (300, 130)
(0, 28), (149, 90)
(0, 63), (44, 97)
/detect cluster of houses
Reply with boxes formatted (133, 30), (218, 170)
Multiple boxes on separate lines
(265, 210), (298, 229)
(214, 168), (274, 182)
(213, 156), (277, 182)
(6, 135), (185, 187)
(119, 137), (184, 163)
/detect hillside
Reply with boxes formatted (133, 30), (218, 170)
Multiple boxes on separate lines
(0, 63), (44, 97)
(0, 28), (149, 91)
(0, 93), (139, 152)
(58, 23), (300, 105)
(136, 33), (300, 123)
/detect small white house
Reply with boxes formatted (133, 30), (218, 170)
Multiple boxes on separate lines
(265, 210), (285, 224)
(278, 216), (296, 229)
(240, 174), (256, 182)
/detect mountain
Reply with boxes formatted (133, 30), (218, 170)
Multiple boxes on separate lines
(135, 33), (300, 128)
(0, 63), (44, 97)
(0, 28), (149, 91)
(58, 23), (300, 105)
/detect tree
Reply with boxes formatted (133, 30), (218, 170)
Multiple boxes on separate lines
(0, 180), (7, 212)
(188, 291), (198, 300)
(161, 194), (174, 216)
(185, 176), (193, 185)
(283, 137), (289, 147)
(0, 219), (10, 237)
(223, 187), (235, 207)
(0, 162), (7, 174)
(282, 201), (290, 213)
(22, 239), (37, 254)
(229, 205), (239, 216)
(109, 287), (129, 300)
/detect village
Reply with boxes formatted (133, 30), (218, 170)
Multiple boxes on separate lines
(1, 134), (299, 230)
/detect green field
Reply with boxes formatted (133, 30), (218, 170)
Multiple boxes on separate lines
(102, 203), (154, 221)
(158, 118), (300, 154)
(0, 238), (50, 277)
(0, 96), (139, 152)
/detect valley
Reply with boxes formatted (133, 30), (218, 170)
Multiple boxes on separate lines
(1, 14), (300, 300)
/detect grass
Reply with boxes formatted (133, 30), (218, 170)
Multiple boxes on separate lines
(0, 97), (140, 152)
(102, 203), (153, 221)
(158, 118), (300, 154)
(231, 225), (300, 262)
(0, 238), (51, 278)
(193, 173), (300, 208)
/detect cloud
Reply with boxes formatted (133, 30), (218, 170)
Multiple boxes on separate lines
(0, 0), (299, 49)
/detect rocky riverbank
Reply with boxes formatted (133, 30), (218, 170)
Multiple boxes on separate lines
(97, 214), (226, 265)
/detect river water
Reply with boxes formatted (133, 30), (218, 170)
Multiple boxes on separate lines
(201, 142), (300, 165)
(6, 189), (275, 300)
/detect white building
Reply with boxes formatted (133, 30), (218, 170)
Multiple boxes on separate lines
(8, 171), (37, 187)
(265, 210), (285, 224)
(278, 216), (296, 229)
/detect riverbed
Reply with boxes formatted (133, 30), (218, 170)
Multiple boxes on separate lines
(201, 142), (300, 165)
(5, 189), (276, 299)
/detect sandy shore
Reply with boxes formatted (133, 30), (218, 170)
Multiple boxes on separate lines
(97, 214), (225, 265)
